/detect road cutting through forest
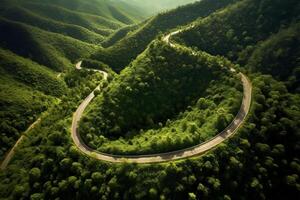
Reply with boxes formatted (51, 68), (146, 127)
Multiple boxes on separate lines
(71, 28), (252, 164)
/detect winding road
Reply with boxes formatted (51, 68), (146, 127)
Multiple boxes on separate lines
(0, 27), (251, 169)
(71, 28), (252, 163)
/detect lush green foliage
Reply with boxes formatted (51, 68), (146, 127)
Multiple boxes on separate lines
(90, 76), (242, 155)
(1, 0), (145, 28)
(101, 24), (139, 48)
(0, 0), (141, 163)
(79, 40), (243, 154)
(81, 59), (111, 73)
(174, 0), (300, 68)
(246, 22), (300, 92)
(0, 0), (299, 199)
(91, 0), (238, 71)
(0, 75), (55, 160)
(20, 1), (121, 35)
(82, 40), (228, 136)
(1, 6), (104, 44)
(0, 48), (67, 160)
(0, 74), (299, 200)
(0, 17), (96, 71)
(0, 49), (67, 96)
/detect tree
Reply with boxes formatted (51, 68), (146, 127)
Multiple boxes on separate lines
(197, 183), (209, 197)
(29, 168), (41, 183)
(188, 192), (197, 200)
(207, 177), (221, 190)
(60, 158), (72, 170)
(216, 114), (228, 132)
(286, 174), (298, 186)
(69, 146), (79, 159)
(71, 162), (82, 175)
(48, 131), (63, 145)
(30, 193), (44, 200)
(67, 176), (77, 189)
(91, 172), (103, 183)
(94, 89), (101, 97)
(13, 185), (26, 199)
(149, 188), (158, 199)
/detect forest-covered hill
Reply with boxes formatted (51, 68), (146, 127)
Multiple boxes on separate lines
(79, 40), (243, 154)
(91, 0), (239, 72)
(0, 0), (299, 199)
(0, 0), (146, 161)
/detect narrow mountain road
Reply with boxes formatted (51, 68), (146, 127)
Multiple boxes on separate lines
(71, 28), (252, 163)
(0, 118), (41, 170)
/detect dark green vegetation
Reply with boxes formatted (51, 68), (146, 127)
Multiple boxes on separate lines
(0, 47), (66, 159)
(1, 0), (146, 36)
(79, 40), (243, 154)
(0, 0), (300, 199)
(91, 0), (239, 71)
(174, 0), (300, 89)
(0, 17), (96, 71)
(0, 0), (147, 161)
(246, 23), (300, 92)
(101, 24), (139, 48)
(0, 76), (55, 160)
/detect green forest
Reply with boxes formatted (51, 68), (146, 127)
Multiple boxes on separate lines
(0, 0), (299, 199)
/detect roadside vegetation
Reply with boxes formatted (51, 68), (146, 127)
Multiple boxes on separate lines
(173, 0), (300, 89)
(0, 48), (66, 160)
(0, 73), (298, 200)
(0, 75), (55, 160)
(0, 0), (299, 199)
(91, 0), (238, 72)
(79, 40), (243, 154)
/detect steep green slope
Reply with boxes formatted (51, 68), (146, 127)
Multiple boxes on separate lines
(0, 18), (96, 71)
(246, 22), (300, 91)
(22, 0), (145, 22)
(2, 0), (144, 25)
(91, 0), (239, 72)
(0, 0), (144, 162)
(0, 48), (67, 160)
(0, 49), (67, 97)
(174, 0), (300, 65)
(0, 75), (55, 160)
(19, 2), (122, 35)
(101, 24), (139, 47)
(79, 40), (243, 154)
(0, 0), (299, 199)
(1, 6), (104, 44)
(0, 0), (149, 47)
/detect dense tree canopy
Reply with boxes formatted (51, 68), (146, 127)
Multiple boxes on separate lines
(0, 0), (299, 199)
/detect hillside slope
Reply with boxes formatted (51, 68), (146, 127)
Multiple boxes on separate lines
(1, 6), (105, 44)
(246, 22), (300, 91)
(79, 40), (243, 154)
(0, 0), (299, 199)
(0, 18), (96, 71)
(174, 0), (300, 81)
(91, 0), (239, 72)
(0, 0), (151, 46)
(1, 0), (145, 24)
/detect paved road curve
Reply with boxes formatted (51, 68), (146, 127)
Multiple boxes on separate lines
(71, 28), (252, 163)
